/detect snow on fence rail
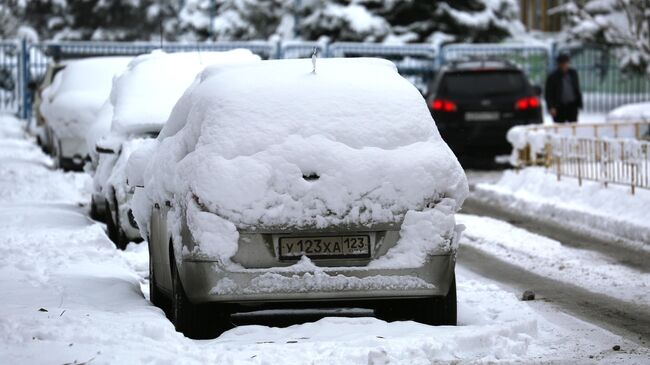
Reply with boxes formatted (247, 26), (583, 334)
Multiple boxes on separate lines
(3, 40), (650, 118)
(509, 122), (650, 194)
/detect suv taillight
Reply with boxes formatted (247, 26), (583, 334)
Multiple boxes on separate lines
(515, 96), (540, 110)
(431, 99), (457, 112)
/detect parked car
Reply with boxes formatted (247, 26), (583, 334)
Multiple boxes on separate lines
(425, 59), (543, 164)
(132, 58), (468, 338)
(39, 57), (132, 170)
(30, 61), (68, 154)
(93, 50), (261, 248)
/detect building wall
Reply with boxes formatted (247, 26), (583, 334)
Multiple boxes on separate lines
(520, 0), (564, 32)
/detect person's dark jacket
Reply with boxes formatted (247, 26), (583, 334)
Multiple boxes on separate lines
(544, 68), (583, 109)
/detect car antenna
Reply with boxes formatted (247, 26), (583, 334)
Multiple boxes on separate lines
(311, 47), (318, 74)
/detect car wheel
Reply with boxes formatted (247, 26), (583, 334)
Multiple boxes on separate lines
(376, 275), (457, 326)
(51, 139), (61, 169)
(111, 199), (129, 250)
(148, 249), (166, 309)
(170, 253), (231, 339)
(90, 197), (103, 221)
(415, 275), (457, 326)
(105, 205), (118, 243)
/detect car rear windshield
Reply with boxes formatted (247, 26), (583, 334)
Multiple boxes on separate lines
(439, 71), (528, 97)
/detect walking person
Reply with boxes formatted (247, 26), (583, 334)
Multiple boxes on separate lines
(545, 53), (583, 123)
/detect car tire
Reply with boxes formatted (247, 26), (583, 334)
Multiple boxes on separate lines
(148, 249), (164, 308)
(90, 197), (103, 221)
(109, 198), (128, 250)
(376, 275), (457, 326)
(170, 253), (231, 339)
(105, 204), (118, 243)
(421, 275), (456, 326)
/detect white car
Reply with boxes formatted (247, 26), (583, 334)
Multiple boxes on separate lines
(93, 50), (260, 248)
(133, 58), (468, 338)
(39, 57), (131, 170)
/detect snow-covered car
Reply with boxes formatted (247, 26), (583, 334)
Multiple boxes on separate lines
(30, 61), (68, 154)
(94, 50), (261, 248)
(39, 57), (131, 170)
(133, 58), (468, 338)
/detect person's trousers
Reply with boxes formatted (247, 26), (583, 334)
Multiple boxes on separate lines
(553, 104), (579, 123)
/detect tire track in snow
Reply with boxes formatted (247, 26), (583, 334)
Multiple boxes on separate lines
(462, 197), (650, 273)
(457, 244), (650, 345)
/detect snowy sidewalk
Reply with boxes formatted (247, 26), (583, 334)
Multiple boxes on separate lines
(0, 115), (648, 364)
(473, 168), (650, 248)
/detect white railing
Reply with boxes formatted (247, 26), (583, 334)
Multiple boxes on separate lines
(509, 121), (650, 194)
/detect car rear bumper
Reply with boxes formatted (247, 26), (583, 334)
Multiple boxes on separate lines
(180, 254), (455, 304)
(438, 119), (540, 154)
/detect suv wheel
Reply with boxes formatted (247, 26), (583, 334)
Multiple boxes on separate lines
(170, 254), (231, 339)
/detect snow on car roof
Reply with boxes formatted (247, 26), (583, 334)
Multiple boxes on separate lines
(139, 57), (467, 232)
(48, 57), (132, 97)
(40, 57), (132, 138)
(162, 57), (437, 153)
(109, 49), (260, 135)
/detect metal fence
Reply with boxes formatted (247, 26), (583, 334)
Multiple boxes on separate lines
(557, 45), (650, 113)
(550, 135), (649, 194)
(511, 121), (650, 194)
(328, 42), (437, 92)
(440, 43), (551, 86)
(280, 41), (326, 59)
(0, 41), (24, 115)
(2, 40), (649, 119)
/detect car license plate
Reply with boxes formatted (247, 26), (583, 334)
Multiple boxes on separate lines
(465, 111), (500, 121)
(278, 235), (370, 260)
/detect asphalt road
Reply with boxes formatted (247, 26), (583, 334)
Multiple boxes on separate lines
(459, 196), (650, 346)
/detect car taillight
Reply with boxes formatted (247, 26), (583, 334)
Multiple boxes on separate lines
(515, 96), (540, 110)
(431, 99), (457, 112)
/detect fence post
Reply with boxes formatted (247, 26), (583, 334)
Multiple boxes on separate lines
(548, 41), (557, 72)
(435, 45), (445, 70)
(631, 163), (636, 195)
(21, 39), (31, 120)
(577, 140), (582, 186)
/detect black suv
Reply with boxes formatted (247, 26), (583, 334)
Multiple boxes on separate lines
(426, 59), (542, 163)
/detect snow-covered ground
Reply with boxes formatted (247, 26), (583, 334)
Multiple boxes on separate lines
(459, 214), (650, 307)
(607, 102), (650, 122)
(1, 115), (648, 364)
(474, 168), (650, 247)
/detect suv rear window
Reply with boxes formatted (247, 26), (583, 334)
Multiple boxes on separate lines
(439, 71), (527, 97)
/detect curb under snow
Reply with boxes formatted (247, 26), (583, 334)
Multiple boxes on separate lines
(472, 174), (650, 251)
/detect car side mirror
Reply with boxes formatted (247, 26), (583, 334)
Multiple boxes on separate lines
(532, 85), (542, 96)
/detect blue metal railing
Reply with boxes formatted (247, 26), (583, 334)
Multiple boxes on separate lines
(328, 42), (437, 92)
(2, 40), (649, 118)
(0, 41), (22, 116)
(440, 43), (551, 86)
